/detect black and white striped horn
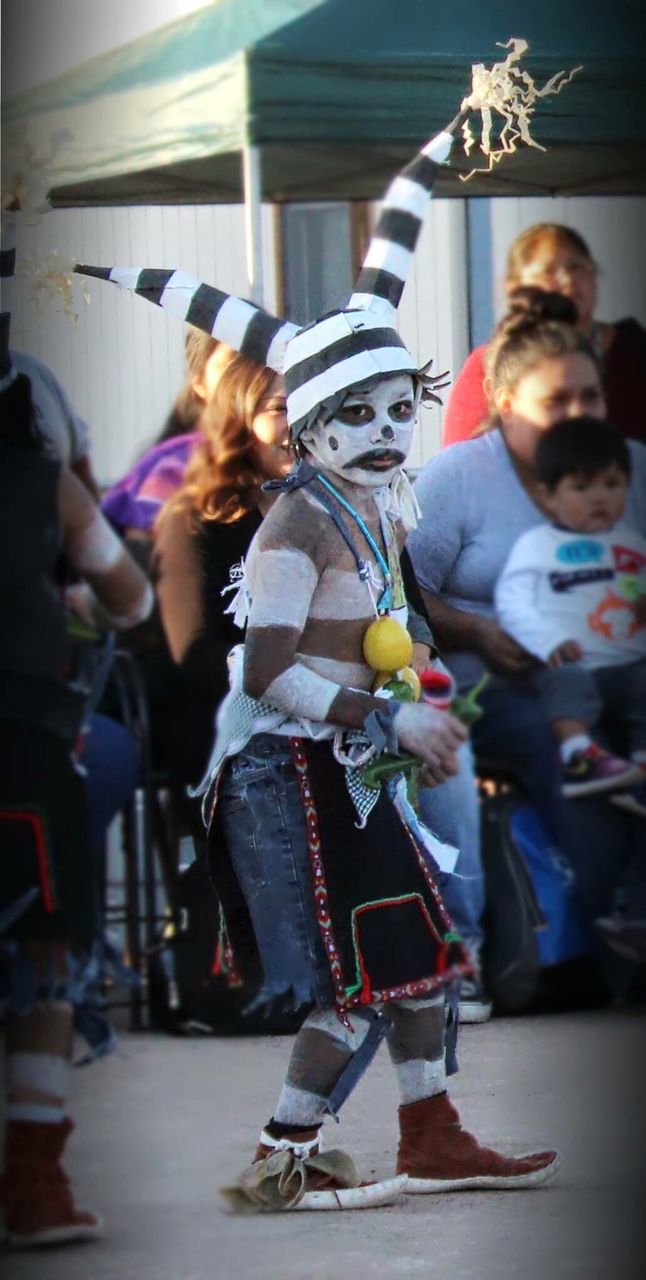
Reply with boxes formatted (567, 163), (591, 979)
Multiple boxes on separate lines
(74, 265), (299, 373)
(74, 108), (468, 441)
(348, 112), (469, 317)
(283, 111), (469, 438)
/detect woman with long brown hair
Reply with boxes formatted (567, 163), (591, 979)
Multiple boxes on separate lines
(152, 351), (292, 793)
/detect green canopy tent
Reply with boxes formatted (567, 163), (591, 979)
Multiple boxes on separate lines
(4, 0), (645, 297)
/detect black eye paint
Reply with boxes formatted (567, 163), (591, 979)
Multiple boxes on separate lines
(328, 435), (339, 451)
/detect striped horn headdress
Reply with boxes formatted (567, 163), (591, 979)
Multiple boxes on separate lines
(75, 110), (468, 440)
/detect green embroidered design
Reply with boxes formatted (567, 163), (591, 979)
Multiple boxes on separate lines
(347, 892), (441, 998)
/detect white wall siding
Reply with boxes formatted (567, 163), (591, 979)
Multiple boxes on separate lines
(488, 196), (646, 326)
(11, 194), (645, 485)
(11, 204), (278, 485)
(397, 199), (470, 469)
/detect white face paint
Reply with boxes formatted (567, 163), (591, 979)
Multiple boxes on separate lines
(301, 374), (418, 488)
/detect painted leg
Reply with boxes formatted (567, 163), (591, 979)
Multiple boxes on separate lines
(419, 744), (491, 1022)
(222, 1007), (405, 1212)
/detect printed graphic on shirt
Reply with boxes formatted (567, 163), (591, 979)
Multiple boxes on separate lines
(588, 590), (642, 643)
(612, 544), (646, 575)
(548, 568), (614, 593)
(617, 573), (645, 602)
(555, 538), (605, 565)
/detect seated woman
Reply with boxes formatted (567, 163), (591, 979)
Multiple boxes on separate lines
(408, 288), (646, 1008)
(442, 223), (646, 447)
(97, 332), (236, 782)
(152, 353), (294, 805)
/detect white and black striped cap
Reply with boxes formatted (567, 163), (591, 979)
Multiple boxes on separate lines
(281, 308), (416, 435)
(75, 121), (464, 439)
(0, 217), (18, 393)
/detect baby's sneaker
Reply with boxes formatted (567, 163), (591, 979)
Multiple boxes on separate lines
(611, 764), (646, 818)
(562, 744), (643, 798)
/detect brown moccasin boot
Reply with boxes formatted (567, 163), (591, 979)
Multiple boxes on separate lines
(2, 1117), (103, 1248)
(397, 1093), (559, 1192)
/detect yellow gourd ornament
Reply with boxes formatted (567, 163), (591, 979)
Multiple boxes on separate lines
(363, 616), (413, 673)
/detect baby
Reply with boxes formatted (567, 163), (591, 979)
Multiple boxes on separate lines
(496, 416), (646, 815)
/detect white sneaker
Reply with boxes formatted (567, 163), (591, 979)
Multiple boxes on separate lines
(458, 977), (492, 1024)
(611, 781), (646, 819)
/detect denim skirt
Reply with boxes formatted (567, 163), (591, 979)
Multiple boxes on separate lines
(213, 733), (467, 1016)
(217, 734), (335, 1011)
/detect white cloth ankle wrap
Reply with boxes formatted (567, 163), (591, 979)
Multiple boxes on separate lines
(259, 1130), (321, 1160)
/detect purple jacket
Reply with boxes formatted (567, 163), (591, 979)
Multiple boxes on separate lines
(101, 433), (200, 532)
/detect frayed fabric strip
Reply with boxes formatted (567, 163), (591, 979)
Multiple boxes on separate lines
(6, 1102), (66, 1124)
(325, 1009), (392, 1117)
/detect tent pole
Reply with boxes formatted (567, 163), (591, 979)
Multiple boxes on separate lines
(242, 144), (264, 305)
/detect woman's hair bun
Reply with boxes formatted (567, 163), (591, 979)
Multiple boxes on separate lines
(505, 285), (578, 328)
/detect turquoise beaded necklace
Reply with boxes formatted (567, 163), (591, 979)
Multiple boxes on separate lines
(316, 473), (394, 612)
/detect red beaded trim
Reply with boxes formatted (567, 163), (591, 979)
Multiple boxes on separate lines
(289, 737), (352, 1027)
(289, 739), (471, 1018)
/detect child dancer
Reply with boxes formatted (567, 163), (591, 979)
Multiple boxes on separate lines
(76, 109), (559, 1215)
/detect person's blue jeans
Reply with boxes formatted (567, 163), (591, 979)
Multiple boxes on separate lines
(420, 680), (645, 979)
(419, 741), (483, 954)
(81, 713), (141, 858)
(218, 734), (334, 1012)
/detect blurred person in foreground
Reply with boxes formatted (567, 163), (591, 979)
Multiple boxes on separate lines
(0, 228), (152, 1247)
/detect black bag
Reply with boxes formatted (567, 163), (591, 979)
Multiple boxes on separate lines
(481, 794), (610, 1014)
(147, 856), (305, 1036)
(480, 794), (545, 1013)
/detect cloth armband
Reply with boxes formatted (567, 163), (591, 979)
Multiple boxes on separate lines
(364, 701), (400, 755)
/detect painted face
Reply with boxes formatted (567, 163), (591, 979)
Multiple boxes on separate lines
(251, 374), (292, 481)
(543, 464), (628, 534)
(301, 374), (417, 487)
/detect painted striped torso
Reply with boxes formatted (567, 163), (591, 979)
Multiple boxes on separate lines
(244, 481), (407, 719)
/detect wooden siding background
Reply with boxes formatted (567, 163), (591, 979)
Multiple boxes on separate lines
(10, 196), (646, 485)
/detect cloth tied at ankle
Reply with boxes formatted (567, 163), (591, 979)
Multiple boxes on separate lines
(259, 1129), (320, 1161)
(220, 1147), (361, 1214)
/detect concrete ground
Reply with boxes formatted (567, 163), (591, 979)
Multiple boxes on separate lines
(6, 1010), (646, 1280)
